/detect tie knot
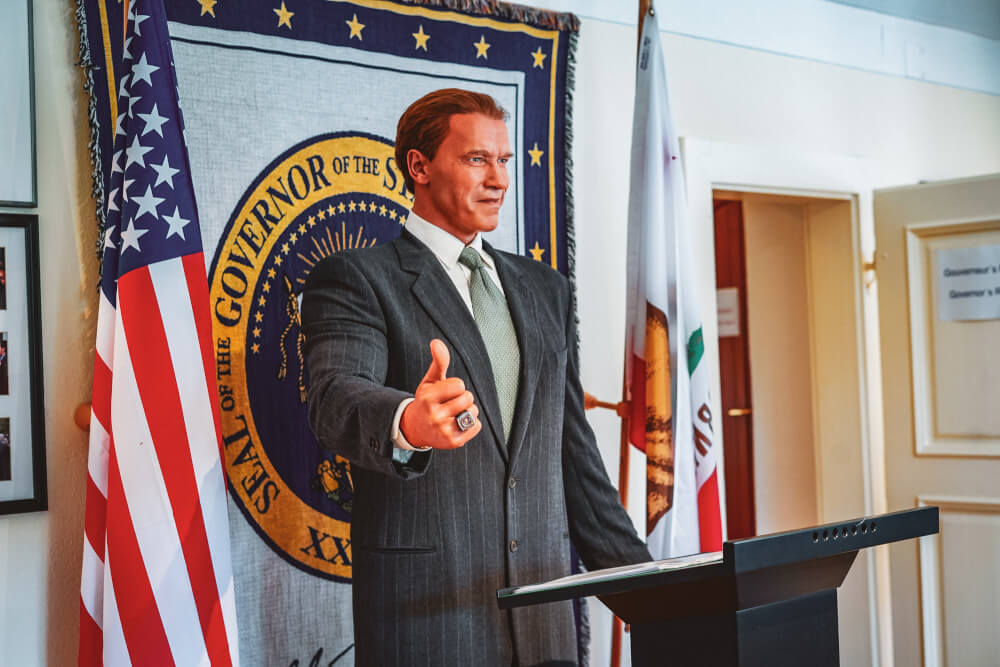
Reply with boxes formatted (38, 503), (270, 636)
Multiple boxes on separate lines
(459, 246), (485, 271)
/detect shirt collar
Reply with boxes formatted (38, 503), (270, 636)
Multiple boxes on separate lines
(403, 211), (495, 271)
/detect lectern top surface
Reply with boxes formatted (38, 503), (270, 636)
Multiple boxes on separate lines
(502, 551), (722, 599)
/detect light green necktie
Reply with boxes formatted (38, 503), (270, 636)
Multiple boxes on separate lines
(459, 246), (520, 442)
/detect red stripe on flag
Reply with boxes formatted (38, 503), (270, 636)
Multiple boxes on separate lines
(182, 254), (224, 459)
(629, 353), (647, 453)
(84, 475), (107, 557)
(91, 354), (112, 434)
(697, 469), (723, 551)
(105, 444), (173, 664)
(118, 267), (233, 667)
(78, 598), (103, 667)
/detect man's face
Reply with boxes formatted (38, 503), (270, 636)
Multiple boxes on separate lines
(409, 113), (512, 243)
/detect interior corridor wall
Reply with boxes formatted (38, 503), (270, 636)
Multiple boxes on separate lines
(2, 4), (1000, 666)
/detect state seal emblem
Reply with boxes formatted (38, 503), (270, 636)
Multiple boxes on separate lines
(209, 132), (411, 581)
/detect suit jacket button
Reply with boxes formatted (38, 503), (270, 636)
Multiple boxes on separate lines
(508, 476), (517, 489)
(369, 437), (379, 451)
(509, 539), (519, 552)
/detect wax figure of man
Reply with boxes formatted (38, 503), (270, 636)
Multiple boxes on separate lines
(302, 89), (651, 666)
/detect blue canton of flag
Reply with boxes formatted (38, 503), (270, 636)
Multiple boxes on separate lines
(80, 1), (240, 664)
(102, 0), (201, 290)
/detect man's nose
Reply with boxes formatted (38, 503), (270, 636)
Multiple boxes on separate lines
(485, 161), (508, 189)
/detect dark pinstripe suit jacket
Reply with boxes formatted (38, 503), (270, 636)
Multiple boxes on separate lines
(302, 229), (651, 667)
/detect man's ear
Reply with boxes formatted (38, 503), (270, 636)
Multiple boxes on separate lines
(407, 148), (432, 185)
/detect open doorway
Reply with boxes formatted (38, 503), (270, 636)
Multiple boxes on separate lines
(713, 190), (876, 665)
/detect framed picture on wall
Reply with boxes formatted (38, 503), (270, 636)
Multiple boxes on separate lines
(0, 214), (46, 514)
(0, 0), (37, 207)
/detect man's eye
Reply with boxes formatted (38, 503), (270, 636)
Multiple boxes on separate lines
(469, 156), (484, 164)
(498, 157), (510, 165)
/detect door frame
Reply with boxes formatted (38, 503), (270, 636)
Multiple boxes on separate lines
(680, 137), (891, 667)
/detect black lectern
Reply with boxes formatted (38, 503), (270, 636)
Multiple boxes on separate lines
(498, 507), (938, 667)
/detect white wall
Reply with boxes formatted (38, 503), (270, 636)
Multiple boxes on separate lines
(0, 0), (96, 664)
(2, 2), (1000, 666)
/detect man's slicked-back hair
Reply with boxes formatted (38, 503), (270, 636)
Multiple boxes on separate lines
(395, 88), (508, 192)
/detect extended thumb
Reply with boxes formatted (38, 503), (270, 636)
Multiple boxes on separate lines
(424, 339), (450, 382)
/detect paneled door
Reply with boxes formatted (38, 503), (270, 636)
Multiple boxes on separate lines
(875, 175), (1000, 667)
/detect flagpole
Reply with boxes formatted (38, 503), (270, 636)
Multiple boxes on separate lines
(609, 6), (653, 666)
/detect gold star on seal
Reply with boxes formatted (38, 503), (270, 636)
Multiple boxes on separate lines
(197, 0), (217, 17)
(298, 223), (306, 234)
(531, 47), (546, 69)
(252, 326), (262, 338)
(317, 209), (327, 220)
(263, 281), (272, 293)
(338, 202), (346, 213)
(273, 2), (293, 29)
(254, 311), (263, 323)
(267, 267), (276, 279)
(474, 35), (490, 59)
(289, 232), (298, 243)
(389, 209), (398, 220)
(358, 202), (367, 213)
(529, 242), (545, 262)
(327, 204), (335, 217)
(251, 342), (260, 354)
(379, 204), (387, 216)
(346, 13), (365, 40)
(258, 294), (267, 306)
(412, 25), (430, 51)
(348, 200), (357, 212)
(528, 142), (544, 166)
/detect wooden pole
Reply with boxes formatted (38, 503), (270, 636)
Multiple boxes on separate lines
(612, 6), (651, 666)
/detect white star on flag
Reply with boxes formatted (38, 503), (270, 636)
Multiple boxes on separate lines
(107, 188), (119, 213)
(111, 149), (123, 174)
(150, 155), (180, 188)
(127, 91), (142, 118)
(132, 185), (164, 220)
(131, 52), (160, 87)
(103, 226), (117, 250)
(122, 177), (135, 202)
(119, 218), (149, 253)
(138, 103), (169, 137)
(124, 135), (153, 170)
(162, 207), (191, 240)
(131, 11), (150, 36)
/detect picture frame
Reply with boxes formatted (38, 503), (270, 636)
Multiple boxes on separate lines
(0, 0), (37, 207)
(0, 214), (46, 514)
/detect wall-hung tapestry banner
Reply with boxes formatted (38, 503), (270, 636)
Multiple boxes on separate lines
(77, 1), (579, 664)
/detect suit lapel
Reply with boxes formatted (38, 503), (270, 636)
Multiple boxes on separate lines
(487, 243), (542, 467)
(395, 230), (508, 461)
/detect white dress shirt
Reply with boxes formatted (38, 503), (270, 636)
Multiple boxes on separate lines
(391, 211), (505, 453)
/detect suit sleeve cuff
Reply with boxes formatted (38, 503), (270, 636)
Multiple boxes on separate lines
(391, 398), (431, 452)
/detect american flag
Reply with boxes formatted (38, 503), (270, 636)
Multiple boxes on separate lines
(78, 0), (239, 664)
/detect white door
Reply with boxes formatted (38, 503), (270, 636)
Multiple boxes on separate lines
(875, 175), (1000, 667)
